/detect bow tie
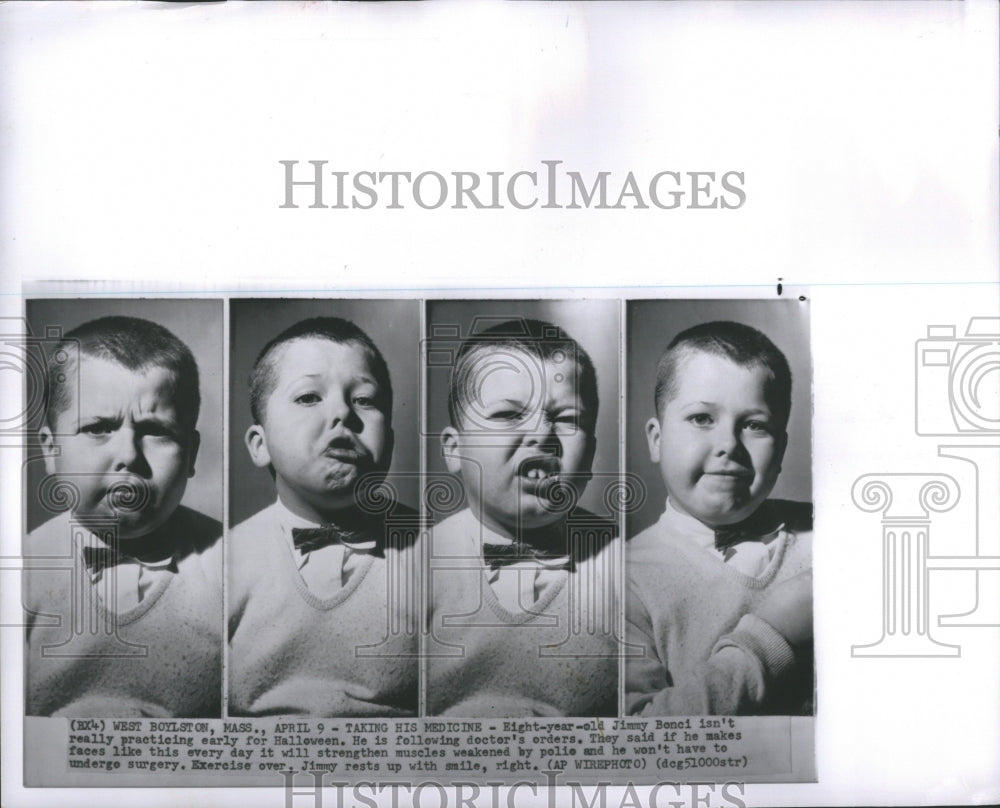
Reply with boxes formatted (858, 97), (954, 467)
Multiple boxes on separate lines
(291, 525), (383, 556)
(482, 543), (572, 572)
(82, 546), (128, 575)
(712, 503), (784, 552)
(81, 545), (175, 576)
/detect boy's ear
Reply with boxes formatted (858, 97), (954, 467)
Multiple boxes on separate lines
(38, 425), (58, 476)
(187, 430), (201, 478)
(440, 427), (462, 474)
(645, 417), (662, 463)
(245, 423), (272, 469)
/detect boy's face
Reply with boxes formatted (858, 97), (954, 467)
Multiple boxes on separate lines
(39, 356), (199, 541)
(646, 351), (787, 528)
(245, 338), (393, 520)
(442, 350), (596, 537)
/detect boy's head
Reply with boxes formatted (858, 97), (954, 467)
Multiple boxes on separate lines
(441, 318), (598, 537)
(39, 316), (201, 540)
(244, 317), (394, 522)
(646, 321), (791, 528)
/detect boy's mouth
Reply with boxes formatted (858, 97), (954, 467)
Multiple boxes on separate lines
(518, 455), (561, 482)
(322, 443), (367, 464)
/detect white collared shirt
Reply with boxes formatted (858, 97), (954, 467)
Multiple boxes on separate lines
(663, 498), (781, 578)
(275, 499), (378, 598)
(477, 522), (570, 611)
(78, 532), (175, 613)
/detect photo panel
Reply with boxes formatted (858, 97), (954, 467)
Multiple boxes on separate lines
(227, 298), (421, 719)
(423, 299), (623, 718)
(22, 298), (224, 721)
(624, 298), (814, 719)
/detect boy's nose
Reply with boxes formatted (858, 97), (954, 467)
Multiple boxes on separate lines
(523, 419), (561, 453)
(712, 423), (741, 456)
(111, 426), (142, 471)
(324, 394), (353, 425)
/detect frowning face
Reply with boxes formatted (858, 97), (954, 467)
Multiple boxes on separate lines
(442, 349), (596, 537)
(39, 356), (199, 540)
(646, 351), (786, 527)
(246, 337), (393, 522)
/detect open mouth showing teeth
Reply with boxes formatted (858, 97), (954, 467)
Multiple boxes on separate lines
(519, 456), (561, 482)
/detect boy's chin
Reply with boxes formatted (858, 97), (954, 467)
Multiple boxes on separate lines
(74, 508), (170, 542)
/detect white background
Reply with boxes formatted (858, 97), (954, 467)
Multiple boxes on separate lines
(2, 1), (998, 807)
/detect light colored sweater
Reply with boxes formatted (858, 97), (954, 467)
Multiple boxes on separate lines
(426, 508), (620, 717)
(25, 506), (223, 717)
(626, 499), (813, 716)
(228, 500), (419, 717)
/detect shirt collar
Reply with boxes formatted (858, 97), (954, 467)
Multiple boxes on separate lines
(274, 498), (378, 558)
(660, 497), (785, 551)
(75, 530), (176, 582)
(473, 517), (570, 569)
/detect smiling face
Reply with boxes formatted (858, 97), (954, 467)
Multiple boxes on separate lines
(245, 337), (393, 522)
(646, 351), (787, 528)
(442, 349), (596, 538)
(39, 356), (199, 541)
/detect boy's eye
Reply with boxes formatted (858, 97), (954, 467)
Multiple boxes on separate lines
(687, 413), (714, 427)
(553, 413), (580, 430)
(139, 422), (178, 440)
(487, 408), (525, 423)
(80, 421), (115, 436)
(294, 392), (321, 405)
(743, 420), (771, 435)
(353, 395), (378, 408)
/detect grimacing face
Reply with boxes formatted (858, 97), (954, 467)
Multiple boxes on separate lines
(245, 337), (393, 522)
(442, 349), (596, 538)
(646, 351), (787, 527)
(39, 356), (199, 541)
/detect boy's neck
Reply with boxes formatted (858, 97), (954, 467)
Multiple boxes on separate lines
(665, 496), (776, 536)
(276, 488), (368, 527)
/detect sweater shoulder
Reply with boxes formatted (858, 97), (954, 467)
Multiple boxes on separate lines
(25, 511), (73, 555)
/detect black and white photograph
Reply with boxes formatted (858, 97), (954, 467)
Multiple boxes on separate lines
(227, 298), (421, 718)
(424, 299), (622, 717)
(625, 300), (813, 717)
(3, 0), (999, 805)
(22, 298), (224, 719)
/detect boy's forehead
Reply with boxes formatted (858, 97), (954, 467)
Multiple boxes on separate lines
(672, 350), (772, 398)
(465, 346), (585, 400)
(272, 336), (378, 376)
(71, 356), (182, 411)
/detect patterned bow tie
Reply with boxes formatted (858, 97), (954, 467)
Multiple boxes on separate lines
(291, 525), (383, 556)
(81, 546), (129, 575)
(81, 545), (175, 576)
(713, 503), (784, 552)
(482, 543), (572, 572)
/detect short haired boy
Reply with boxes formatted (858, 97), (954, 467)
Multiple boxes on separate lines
(228, 317), (419, 717)
(626, 321), (813, 716)
(25, 316), (222, 717)
(427, 319), (619, 717)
